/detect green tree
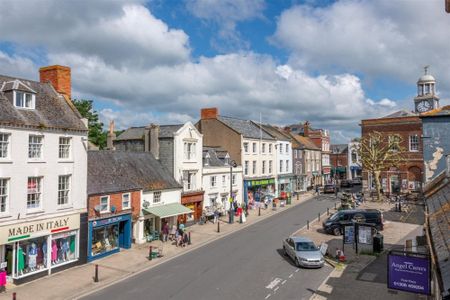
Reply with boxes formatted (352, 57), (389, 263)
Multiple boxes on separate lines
(72, 99), (107, 149)
(356, 131), (406, 201)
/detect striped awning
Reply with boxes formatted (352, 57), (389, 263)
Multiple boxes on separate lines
(142, 203), (193, 218)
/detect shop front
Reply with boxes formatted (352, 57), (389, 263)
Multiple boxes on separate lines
(277, 175), (293, 197)
(0, 213), (81, 283)
(244, 178), (275, 207)
(322, 167), (331, 184)
(180, 191), (204, 224)
(88, 213), (131, 261)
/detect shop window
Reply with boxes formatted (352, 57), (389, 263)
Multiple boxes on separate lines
(27, 177), (42, 210)
(28, 135), (43, 159)
(122, 193), (131, 209)
(58, 137), (71, 159)
(13, 236), (47, 277)
(51, 231), (77, 266)
(153, 191), (161, 203)
(0, 133), (10, 159)
(58, 175), (71, 205)
(100, 196), (110, 213)
(0, 178), (8, 213)
(91, 224), (119, 257)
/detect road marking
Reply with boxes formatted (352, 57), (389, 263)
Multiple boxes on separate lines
(274, 287), (279, 292)
(266, 278), (282, 289)
(289, 273), (294, 278)
(281, 280), (287, 285)
(265, 294), (271, 299)
(295, 269), (300, 273)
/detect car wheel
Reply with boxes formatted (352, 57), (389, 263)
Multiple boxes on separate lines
(295, 258), (301, 267)
(333, 227), (341, 236)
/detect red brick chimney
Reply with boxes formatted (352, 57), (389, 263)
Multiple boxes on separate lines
(303, 121), (310, 137)
(201, 107), (218, 119)
(39, 65), (71, 99)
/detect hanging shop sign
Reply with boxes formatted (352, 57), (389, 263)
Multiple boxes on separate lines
(388, 252), (431, 295)
(0, 214), (80, 244)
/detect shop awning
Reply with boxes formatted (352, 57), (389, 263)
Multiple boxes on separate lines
(142, 203), (193, 218)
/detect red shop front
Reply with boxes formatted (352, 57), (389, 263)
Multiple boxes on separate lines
(178, 191), (204, 225)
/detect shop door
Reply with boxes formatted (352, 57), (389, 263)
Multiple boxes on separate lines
(119, 222), (125, 248)
(390, 175), (399, 194)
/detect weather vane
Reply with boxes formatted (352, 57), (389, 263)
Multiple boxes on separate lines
(424, 65), (430, 75)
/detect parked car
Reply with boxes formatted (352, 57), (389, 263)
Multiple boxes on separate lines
(282, 236), (324, 268)
(323, 184), (336, 193)
(340, 180), (353, 188)
(322, 209), (384, 236)
(352, 178), (362, 185)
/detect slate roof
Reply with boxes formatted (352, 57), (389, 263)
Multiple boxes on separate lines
(218, 116), (274, 140)
(87, 151), (181, 195)
(115, 124), (183, 141)
(331, 144), (348, 154)
(290, 134), (320, 151)
(159, 124), (183, 138)
(0, 75), (87, 131)
(259, 123), (290, 141)
(382, 110), (417, 118)
(203, 146), (229, 167)
(426, 175), (450, 298)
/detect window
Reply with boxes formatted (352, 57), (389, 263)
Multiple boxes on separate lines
(0, 133), (10, 159)
(14, 91), (35, 109)
(183, 171), (196, 190)
(285, 144), (289, 153)
(269, 160), (273, 173)
(389, 135), (401, 152)
(222, 175), (226, 187)
(184, 142), (196, 160)
(262, 161), (266, 174)
(280, 160), (283, 172)
(253, 143), (257, 153)
(269, 144), (272, 153)
(262, 143), (266, 154)
(59, 137), (71, 159)
(232, 174), (236, 186)
(27, 177), (42, 210)
(252, 161), (257, 174)
(409, 135), (419, 152)
(0, 178), (8, 213)
(153, 191), (161, 203)
(244, 161), (249, 175)
(279, 144), (282, 154)
(28, 135), (43, 159)
(298, 151), (302, 159)
(351, 151), (357, 163)
(244, 142), (249, 153)
(122, 193), (131, 209)
(210, 176), (217, 187)
(286, 160), (289, 172)
(58, 175), (71, 205)
(294, 150), (297, 159)
(100, 196), (110, 212)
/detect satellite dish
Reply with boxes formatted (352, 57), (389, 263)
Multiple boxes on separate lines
(143, 201), (150, 209)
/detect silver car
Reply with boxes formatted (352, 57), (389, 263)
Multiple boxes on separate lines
(282, 236), (324, 268)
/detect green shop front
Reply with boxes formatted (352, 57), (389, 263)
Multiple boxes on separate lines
(277, 174), (294, 201)
(0, 213), (81, 283)
(244, 178), (275, 207)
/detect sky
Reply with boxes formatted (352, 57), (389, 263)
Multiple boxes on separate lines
(0, 0), (449, 143)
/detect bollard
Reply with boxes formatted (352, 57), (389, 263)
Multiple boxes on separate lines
(398, 202), (402, 212)
(239, 213), (243, 224)
(149, 246), (153, 261)
(258, 206), (261, 216)
(94, 264), (99, 282)
(217, 221), (220, 233)
(307, 220), (309, 230)
(297, 193), (299, 200)
(318, 213), (321, 222)
(188, 232), (191, 245)
(12, 292), (16, 300)
(327, 208), (330, 216)
(334, 202), (337, 210)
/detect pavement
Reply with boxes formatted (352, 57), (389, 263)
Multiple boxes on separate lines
(0, 192), (318, 300)
(300, 196), (428, 300)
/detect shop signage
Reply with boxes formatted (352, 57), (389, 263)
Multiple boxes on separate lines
(388, 254), (430, 295)
(92, 215), (128, 228)
(246, 178), (275, 187)
(344, 225), (354, 244)
(358, 226), (372, 245)
(0, 213), (80, 244)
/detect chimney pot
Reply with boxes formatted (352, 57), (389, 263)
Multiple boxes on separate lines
(39, 65), (71, 99)
(201, 107), (218, 119)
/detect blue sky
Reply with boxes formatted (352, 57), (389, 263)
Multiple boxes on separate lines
(0, 0), (449, 143)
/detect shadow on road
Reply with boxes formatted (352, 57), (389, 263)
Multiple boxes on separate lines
(275, 248), (298, 267)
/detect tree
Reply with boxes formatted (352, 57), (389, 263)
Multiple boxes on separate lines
(72, 99), (107, 149)
(356, 131), (407, 201)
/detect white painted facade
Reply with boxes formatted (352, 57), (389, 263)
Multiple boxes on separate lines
(275, 140), (292, 175)
(347, 141), (361, 180)
(173, 122), (203, 192)
(241, 137), (277, 180)
(202, 165), (243, 211)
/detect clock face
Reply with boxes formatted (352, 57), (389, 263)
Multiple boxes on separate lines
(417, 100), (432, 112)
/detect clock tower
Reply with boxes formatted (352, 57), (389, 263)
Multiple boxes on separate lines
(414, 66), (439, 113)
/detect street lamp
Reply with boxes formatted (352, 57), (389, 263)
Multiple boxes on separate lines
(229, 160), (237, 224)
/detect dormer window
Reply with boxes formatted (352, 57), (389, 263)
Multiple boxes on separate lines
(14, 91), (35, 109)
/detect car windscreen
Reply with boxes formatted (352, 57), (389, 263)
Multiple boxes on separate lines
(296, 242), (317, 251)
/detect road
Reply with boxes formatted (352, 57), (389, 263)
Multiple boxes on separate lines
(83, 195), (339, 300)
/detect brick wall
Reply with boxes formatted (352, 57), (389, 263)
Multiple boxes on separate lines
(88, 190), (141, 220)
(39, 65), (71, 99)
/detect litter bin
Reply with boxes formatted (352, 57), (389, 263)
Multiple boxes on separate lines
(287, 196), (291, 205)
(373, 233), (384, 253)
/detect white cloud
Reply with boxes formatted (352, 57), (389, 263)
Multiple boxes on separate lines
(272, 0), (450, 95)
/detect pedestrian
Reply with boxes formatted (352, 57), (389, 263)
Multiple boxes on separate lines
(213, 209), (219, 224)
(162, 222), (169, 242)
(315, 185), (319, 195)
(335, 186), (339, 198)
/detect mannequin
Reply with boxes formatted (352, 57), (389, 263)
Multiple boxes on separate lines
(28, 243), (37, 271)
(51, 240), (57, 265)
(42, 241), (47, 267)
(17, 246), (25, 275)
(61, 239), (70, 261)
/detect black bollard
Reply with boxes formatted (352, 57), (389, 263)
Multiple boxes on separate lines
(398, 202), (402, 212)
(12, 292), (16, 300)
(94, 264), (99, 282)
(239, 213), (243, 224)
(217, 221), (220, 233)
(307, 220), (309, 230)
(318, 213), (320, 222)
(334, 202), (337, 210)
(258, 206), (261, 216)
(149, 246), (153, 261)
(188, 232), (191, 245)
(327, 208), (330, 216)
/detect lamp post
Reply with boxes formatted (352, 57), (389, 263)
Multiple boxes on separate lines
(229, 160), (237, 224)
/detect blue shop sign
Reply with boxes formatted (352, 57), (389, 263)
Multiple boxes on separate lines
(92, 214), (130, 228)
